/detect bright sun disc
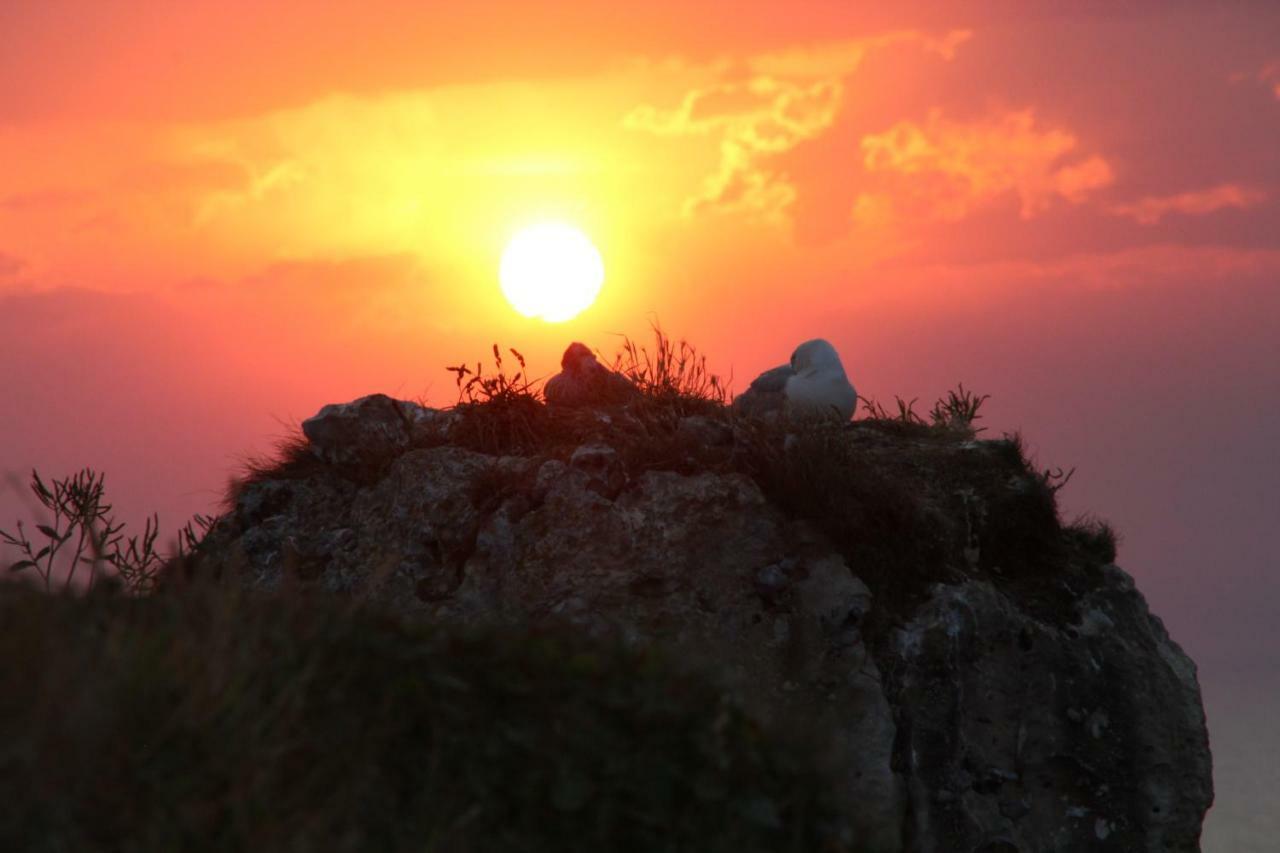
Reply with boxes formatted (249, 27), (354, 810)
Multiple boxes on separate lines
(499, 222), (604, 322)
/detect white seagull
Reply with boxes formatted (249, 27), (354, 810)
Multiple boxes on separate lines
(733, 339), (858, 422)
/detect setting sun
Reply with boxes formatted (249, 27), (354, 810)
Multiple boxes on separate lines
(498, 222), (604, 322)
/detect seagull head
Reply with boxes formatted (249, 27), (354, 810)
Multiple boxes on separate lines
(561, 342), (598, 371)
(790, 339), (845, 376)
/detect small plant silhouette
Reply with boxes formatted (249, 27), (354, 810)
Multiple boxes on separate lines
(612, 323), (727, 406)
(862, 384), (990, 438)
(861, 395), (926, 424)
(445, 345), (544, 453)
(930, 384), (991, 434)
(1, 468), (207, 594)
(446, 345), (536, 404)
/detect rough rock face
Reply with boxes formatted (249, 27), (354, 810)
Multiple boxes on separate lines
(884, 578), (1212, 852)
(193, 395), (1213, 852)
(301, 393), (455, 466)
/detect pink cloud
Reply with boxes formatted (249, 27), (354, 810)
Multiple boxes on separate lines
(857, 109), (1114, 222)
(1109, 183), (1268, 225)
(625, 77), (842, 220)
(1230, 59), (1280, 100)
(1259, 60), (1280, 99)
(623, 30), (971, 222)
(904, 245), (1280, 294)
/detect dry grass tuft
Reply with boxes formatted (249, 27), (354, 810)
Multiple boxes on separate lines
(447, 345), (538, 405)
(224, 430), (324, 511)
(445, 345), (551, 456)
(929, 384), (991, 435)
(860, 383), (991, 439)
(611, 323), (728, 415)
(1064, 513), (1120, 564)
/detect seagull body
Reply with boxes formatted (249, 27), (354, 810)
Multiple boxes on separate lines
(734, 339), (857, 422)
(544, 342), (637, 407)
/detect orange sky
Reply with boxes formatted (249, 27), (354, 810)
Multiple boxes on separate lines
(3, 5), (1280, 836)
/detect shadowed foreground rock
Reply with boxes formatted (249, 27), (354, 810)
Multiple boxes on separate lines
(190, 394), (1213, 852)
(0, 583), (842, 853)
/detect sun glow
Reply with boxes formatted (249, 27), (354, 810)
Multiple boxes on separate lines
(499, 222), (604, 322)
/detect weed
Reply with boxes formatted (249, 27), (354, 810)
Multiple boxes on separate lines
(861, 395), (926, 425)
(447, 345), (538, 405)
(0, 469), (201, 595)
(224, 431), (323, 510)
(929, 383), (991, 435)
(1040, 465), (1076, 496)
(447, 345), (548, 456)
(612, 322), (728, 414)
(861, 385), (990, 439)
(1065, 513), (1120, 563)
(1002, 432), (1077, 498)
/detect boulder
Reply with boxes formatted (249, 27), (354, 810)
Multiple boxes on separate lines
(301, 393), (454, 466)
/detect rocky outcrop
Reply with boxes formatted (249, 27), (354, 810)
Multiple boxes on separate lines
(884, 577), (1212, 852)
(190, 395), (1213, 852)
(301, 393), (455, 466)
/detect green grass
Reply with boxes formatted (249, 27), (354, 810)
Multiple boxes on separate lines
(0, 580), (846, 853)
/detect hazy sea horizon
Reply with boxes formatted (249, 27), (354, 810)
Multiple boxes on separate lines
(1198, 661), (1278, 853)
